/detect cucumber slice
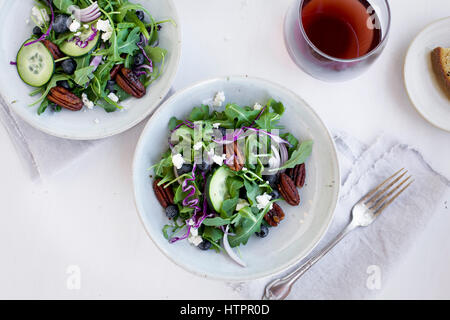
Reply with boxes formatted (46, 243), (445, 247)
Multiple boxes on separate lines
(16, 40), (54, 87)
(60, 26), (100, 57)
(206, 166), (234, 213)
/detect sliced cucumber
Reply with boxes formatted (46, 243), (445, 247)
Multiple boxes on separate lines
(206, 166), (234, 213)
(60, 26), (100, 57)
(16, 40), (54, 87)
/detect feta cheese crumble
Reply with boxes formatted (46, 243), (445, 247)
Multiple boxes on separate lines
(188, 227), (203, 246)
(81, 93), (94, 109)
(253, 102), (263, 110)
(31, 6), (49, 27)
(256, 193), (273, 210)
(212, 154), (227, 166)
(107, 92), (119, 103)
(193, 142), (203, 151)
(69, 19), (81, 32)
(96, 19), (113, 42)
(172, 153), (185, 169)
(212, 91), (225, 107)
(212, 123), (220, 129)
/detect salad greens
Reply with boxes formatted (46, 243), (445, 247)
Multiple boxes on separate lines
(151, 97), (313, 266)
(13, 0), (171, 115)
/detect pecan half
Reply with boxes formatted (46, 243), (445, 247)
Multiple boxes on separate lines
(278, 173), (300, 206)
(153, 179), (174, 208)
(264, 203), (285, 227)
(225, 141), (245, 171)
(116, 67), (146, 98)
(110, 64), (123, 80)
(47, 86), (83, 111)
(42, 40), (64, 60)
(286, 163), (306, 188)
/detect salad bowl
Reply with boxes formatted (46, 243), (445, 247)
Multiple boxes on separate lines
(133, 76), (340, 281)
(0, 0), (181, 140)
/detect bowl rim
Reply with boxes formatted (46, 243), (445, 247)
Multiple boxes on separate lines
(0, 0), (182, 141)
(132, 75), (340, 281)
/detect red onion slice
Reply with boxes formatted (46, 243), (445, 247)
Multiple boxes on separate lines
(223, 225), (247, 268)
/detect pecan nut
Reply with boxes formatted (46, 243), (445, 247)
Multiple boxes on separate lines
(225, 141), (245, 171)
(47, 86), (83, 111)
(42, 40), (64, 60)
(153, 179), (174, 208)
(110, 64), (123, 80)
(115, 67), (146, 98)
(264, 203), (285, 227)
(278, 173), (300, 206)
(286, 163), (306, 188)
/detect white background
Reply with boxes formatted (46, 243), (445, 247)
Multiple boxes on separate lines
(0, 0), (449, 299)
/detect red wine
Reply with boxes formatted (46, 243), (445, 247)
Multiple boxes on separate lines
(301, 0), (381, 60)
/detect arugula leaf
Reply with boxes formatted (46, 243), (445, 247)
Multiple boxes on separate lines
(221, 197), (238, 218)
(228, 205), (271, 247)
(225, 104), (260, 127)
(226, 176), (244, 199)
(29, 74), (71, 107)
(145, 46), (167, 63)
(267, 99), (285, 115)
(203, 217), (231, 227)
(243, 179), (262, 206)
(202, 226), (223, 242)
(271, 140), (313, 172)
(37, 99), (49, 115)
(52, 0), (74, 13)
(117, 27), (141, 55)
(188, 105), (209, 121)
(280, 133), (299, 152)
(74, 66), (95, 86)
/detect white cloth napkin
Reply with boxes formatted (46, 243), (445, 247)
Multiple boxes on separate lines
(229, 132), (450, 300)
(0, 89), (174, 180)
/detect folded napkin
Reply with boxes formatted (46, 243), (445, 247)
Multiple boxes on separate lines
(230, 132), (450, 299)
(0, 89), (174, 180)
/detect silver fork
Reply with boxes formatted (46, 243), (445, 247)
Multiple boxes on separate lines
(262, 169), (414, 300)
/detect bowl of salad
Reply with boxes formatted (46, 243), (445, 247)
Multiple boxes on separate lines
(0, 0), (181, 140)
(133, 76), (340, 281)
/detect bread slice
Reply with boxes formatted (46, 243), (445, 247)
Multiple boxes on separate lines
(431, 47), (450, 95)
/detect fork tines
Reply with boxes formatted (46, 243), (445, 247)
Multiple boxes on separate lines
(363, 168), (414, 215)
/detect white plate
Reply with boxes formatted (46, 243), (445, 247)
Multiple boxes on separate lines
(404, 17), (450, 132)
(0, 0), (181, 140)
(133, 76), (340, 281)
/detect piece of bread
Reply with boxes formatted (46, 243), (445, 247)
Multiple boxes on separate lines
(431, 47), (450, 95)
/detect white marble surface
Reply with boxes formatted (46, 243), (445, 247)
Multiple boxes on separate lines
(0, 0), (449, 299)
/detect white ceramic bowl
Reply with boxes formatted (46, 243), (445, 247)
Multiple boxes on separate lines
(133, 76), (340, 281)
(404, 17), (450, 132)
(0, 0), (181, 140)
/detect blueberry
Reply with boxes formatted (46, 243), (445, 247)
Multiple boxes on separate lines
(53, 15), (69, 34)
(198, 240), (212, 251)
(255, 225), (269, 238)
(33, 26), (43, 37)
(263, 174), (279, 187)
(133, 52), (145, 67)
(106, 80), (116, 93)
(269, 189), (281, 200)
(135, 10), (145, 21)
(239, 187), (247, 199)
(197, 161), (211, 172)
(165, 205), (178, 219)
(56, 80), (70, 90)
(219, 127), (227, 137)
(177, 163), (193, 176)
(61, 58), (77, 75)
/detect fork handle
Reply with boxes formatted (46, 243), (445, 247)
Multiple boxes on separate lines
(262, 220), (359, 300)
